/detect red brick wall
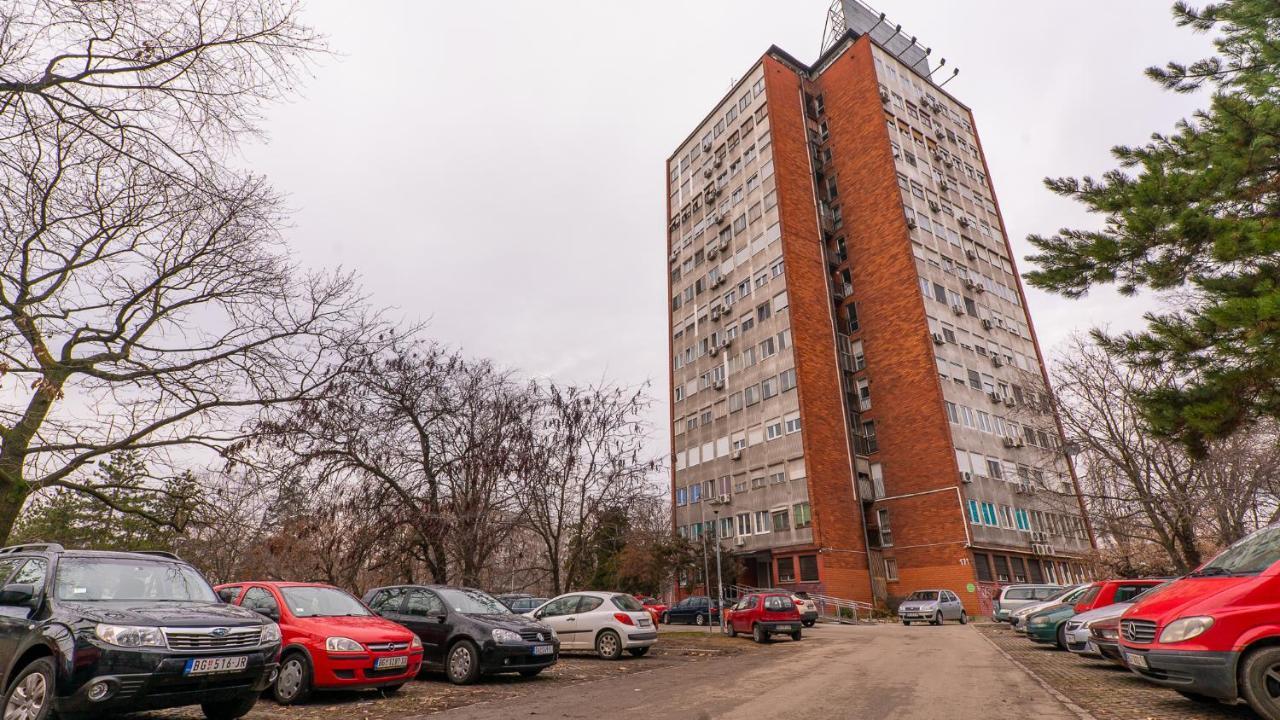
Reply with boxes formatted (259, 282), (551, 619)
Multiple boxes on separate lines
(761, 55), (873, 605)
(809, 39), (978, 606)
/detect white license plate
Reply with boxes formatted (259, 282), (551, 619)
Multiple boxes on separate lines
(638, 618), (652, 627)
(776, 625), (793, 631)
(374, 655), (408, 670)
(185, 656), (248, 676)
(532, 644), (554, 656)
(1126, 653), (1148, 669)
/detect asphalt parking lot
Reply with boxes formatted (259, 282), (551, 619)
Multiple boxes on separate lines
(977, 622), (1258, 720)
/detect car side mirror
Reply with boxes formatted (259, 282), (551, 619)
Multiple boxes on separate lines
(253, 606), (279, 622)
(0, 584), (34, 606)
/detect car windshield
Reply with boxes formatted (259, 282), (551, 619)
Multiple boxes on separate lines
(611, 595), (644, 611)
(1194, 524), (1280, 576)
(906, 591), (939, 601)
(437, 588), (510, 615)
(281, 587), (369, 617)
(55, 558), (215, 602)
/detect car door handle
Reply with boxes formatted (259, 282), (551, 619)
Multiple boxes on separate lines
(566, 617), (575, 622)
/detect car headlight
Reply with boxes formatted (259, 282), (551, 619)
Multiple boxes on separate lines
(1159, 617), (1214, 644)
(326, 636), (364, 653)
(492, 628), (522, 644)
(260, 622), (281, 644)
(410, 635), (423, 649)
(95, 624), (166, 648)
(1030, 617), (1050, 626)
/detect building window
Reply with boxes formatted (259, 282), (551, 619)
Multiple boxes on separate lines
(793, 502), (811, 529)
(973, 552), (993, 582)
(754, 510), (770, 534)
(967, 499), (981, 524)
(877, 509), (893, 547)
(772, 510), (790, 532)
(993, 555), (1011, 582)
(676, 488), (687, 506)
(736, 512), (751, 535)
(765, 420), (783, 440)
(780, 368), (797, 392)
(784, 415), (801, 434)
(981, 502), (997, 526)
(799, 555), (819, 582)
(883, 558), (899, 582)
(777, 557), (796, 583)
(761, 376), (778, 399)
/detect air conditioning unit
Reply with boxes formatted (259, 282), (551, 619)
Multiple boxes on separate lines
(975, 284), (986, 294)
(931, 332), (945, 345)
(715, 213), (727, 225)
(702, 139), (713, 152)
(934, 128), (946, 140)
(940, 181), (951, 192)
(951, 304), (964, 316)
(669, 251), (680, 263)
(710, 307), (721, 320)
(1002, 436), (1017, 448)
(721, 337), (733, 348)
(906, 218), (918, 229)
(1031, 531), (1048, 543)
(981, 318), (994, 330)
(703, 168), (713, 179)
(1032, 543), (1054, 556)
(992, 356), (1004, 368)
(964, 279), (979, 290)
(707, 247), (718, 260)
(964, 248), (977, 259)
(960, 471), (973, 484)
(1014, 437), (1025, 448)
(1004, 396), (1016, 408)
(928, 201), (941, 213)
(713, 378), (725, 390)
(735, 537), (746, 547)
(731, 450), (743, 461)
(932, 152), (944, 163)
(718, 238), (730, 252)
(879, 90), (890, 104)
(669, 217), (680, 230)
(958, 217), (971, 228)
(718, 493), (730, 504)
(987, 391), (1002, 403)
(1014, 483), (1027, 494)
(714, 156), (723, 168)
(709, 345), (719, 357)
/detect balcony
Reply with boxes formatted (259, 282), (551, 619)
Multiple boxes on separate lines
(857, 477), (875, 504)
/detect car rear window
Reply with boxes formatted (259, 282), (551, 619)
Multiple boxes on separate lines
(1033, 587), (1061, 600)
(611, 595), (644, 611)
(1004, 588), (1036, 600)
(763, 595), (792, 611)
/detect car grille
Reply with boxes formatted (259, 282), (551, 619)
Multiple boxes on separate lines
(367, 642), (410, 652)
(164, 627), (262, 651)
(519, 630), (549, 643)
(1121, 619), (1157, 644)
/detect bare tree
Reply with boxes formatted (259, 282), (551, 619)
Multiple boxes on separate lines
(513, 381), (656, 594)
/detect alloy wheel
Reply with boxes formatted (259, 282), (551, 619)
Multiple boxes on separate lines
(598, 632), (619, 658)
(695, 613), (706, 626)
(5, 672), (46, 720)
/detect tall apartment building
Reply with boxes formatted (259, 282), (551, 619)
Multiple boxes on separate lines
(666, 1), (1095, 612)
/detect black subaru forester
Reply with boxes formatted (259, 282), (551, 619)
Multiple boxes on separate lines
(0, 544), (280, 720)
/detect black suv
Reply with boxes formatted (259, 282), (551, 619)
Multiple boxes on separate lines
(0, 544), (281, 719)
(362, 585), (558, 684)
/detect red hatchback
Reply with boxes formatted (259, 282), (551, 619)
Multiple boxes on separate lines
(1120, 523), (1280, 718)
(725, 593), (803, 643)
(216, 582), (423, 704)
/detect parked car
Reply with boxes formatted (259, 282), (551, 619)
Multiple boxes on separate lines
(215, 581), (422, 704)
(363, 585), (558, 684)
(793, 591), (819, 627)
(1120, 522), (1280, 717)
(496, 594), (549, 614)
(1071, 578), (1165, 614)
(636, 596), (667, 625)
(662, 595), (721, 626)
(1089, 616), (1125, 665)
(1064, 582), (1172, 657)
(527, 592), (657, 660)
(725, 593), (802, 643)
(0, 544), (280, 720)
(992, 584), (1061, 622)
(1025, 602), (1082, 649)
(1010, 585), (1087, 630)
(897, 589), (967, 626)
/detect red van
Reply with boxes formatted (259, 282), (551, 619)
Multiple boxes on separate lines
(1119, 523), (1280, 718)
(1072, 578), (1165, 614)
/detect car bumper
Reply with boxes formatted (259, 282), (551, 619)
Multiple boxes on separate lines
(1065, 626), (1096, 655)
(1026, 623), (1059, 643)
(1121, 647), (1239, 700)
(479, 641), (560, 673)
(897, 609), (938, 621)
(55, 648), (278, 714)
(315, 650), (424, 689)
(622, 631), (659, 647)
(800, 610), (818, 622)
(993, 609), (1010, 621)
(757, 622), (802, 634)
(1094, 641), (1124, 664)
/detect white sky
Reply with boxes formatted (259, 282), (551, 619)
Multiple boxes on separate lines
(241, 0), (1214, 457)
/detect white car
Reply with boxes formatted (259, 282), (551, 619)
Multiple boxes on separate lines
(1010, 585), (1088, 632)
(526, 591), (658, 660)
(1064, 603), (1134, 656)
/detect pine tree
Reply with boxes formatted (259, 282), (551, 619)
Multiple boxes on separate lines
(1025, 0), (1280, 451)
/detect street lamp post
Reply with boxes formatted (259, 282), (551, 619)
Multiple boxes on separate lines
(713, 509), (725, 633)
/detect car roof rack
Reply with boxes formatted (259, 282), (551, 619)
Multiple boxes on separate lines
(131, 550), (182, 561)
(0, 543), (65, 555)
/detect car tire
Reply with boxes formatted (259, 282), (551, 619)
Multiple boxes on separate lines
(382, 683), (406, 694)
(791, 630), (802, 642)
(1240, 646), (1280, 720)
(727, 623), (737, 638)
(902, 620), (910, 626)
(1055, 625), (1068, 651)
(201, 694), (258, 720)
(4, 657), (54, 720)
(273, 652), (313, 705)
(753, 624), (769, 644)
(661, 612), (670, 624)
(628, 647), (650, 658)
(930, 612), (942, 626)
(959, 612), (968, 625)
(519, 669), (543, 678)
(694, 613), (706, 626)
(803, 619), (815, 628)
(596, 629), (623, 661)
(445, 640), (482, 685)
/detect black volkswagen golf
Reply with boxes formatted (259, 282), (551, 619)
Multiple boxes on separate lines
(0, 544), (280, 720)
(362, 585), (558, 684)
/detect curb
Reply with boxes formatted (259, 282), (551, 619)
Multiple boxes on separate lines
(975, 627), (1099, 720)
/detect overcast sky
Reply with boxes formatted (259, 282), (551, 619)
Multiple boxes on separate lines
(241, 0), (1213, 456)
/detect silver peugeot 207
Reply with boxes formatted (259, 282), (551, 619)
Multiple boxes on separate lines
(897, 589), (968, 625)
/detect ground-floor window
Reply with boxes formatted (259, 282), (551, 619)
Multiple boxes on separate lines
(777, 557), (796, 583)
(1028, 558), (1044, 583)
(993, 555), (1010, 582)
(884, 557), (899, 581)
(973, 552), (992, 582)
(1011, 557), (1027, 583)
(798, 554), (819, 582)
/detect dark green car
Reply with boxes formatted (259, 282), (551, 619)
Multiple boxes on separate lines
(1024, 603), (1078, 649)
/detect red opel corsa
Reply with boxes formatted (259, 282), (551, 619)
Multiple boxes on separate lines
(1119, 522), (1280, 718)
(215, 581), (423, 704)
